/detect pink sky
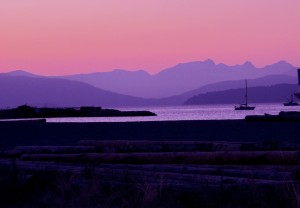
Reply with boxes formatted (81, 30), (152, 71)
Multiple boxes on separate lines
(0, 0), (300, 75)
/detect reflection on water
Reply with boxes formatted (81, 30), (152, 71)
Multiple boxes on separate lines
(46, 103), (300, 123)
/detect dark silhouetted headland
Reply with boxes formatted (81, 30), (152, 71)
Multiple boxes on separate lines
(0, 105), (156, 119)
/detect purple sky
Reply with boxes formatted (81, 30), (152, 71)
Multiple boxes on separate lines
(0, 0), (299, 75)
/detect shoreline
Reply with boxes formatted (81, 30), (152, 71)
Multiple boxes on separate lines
(1, 119), (300, 150)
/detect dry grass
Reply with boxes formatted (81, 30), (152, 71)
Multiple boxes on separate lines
(284, 182), (300, 208)
(2, 140), (300, 207)
(0, 163), (295, 208)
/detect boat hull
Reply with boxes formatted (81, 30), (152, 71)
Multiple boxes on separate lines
(235, 106), (255, 111)
(283, 102), (299, 106)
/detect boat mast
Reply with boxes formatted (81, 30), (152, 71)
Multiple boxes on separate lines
(298, 69), (300, 85)
(245, 80), (248, 106)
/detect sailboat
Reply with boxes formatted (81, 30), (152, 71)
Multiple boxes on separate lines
(234, 80), (255, 110)
(294, 68), (300, 100)
(283, 94), (299, 106)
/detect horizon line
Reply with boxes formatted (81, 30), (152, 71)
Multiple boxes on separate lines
(1, 59), (296, 77)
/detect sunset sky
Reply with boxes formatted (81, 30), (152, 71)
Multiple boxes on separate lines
(0, 0), (299, 75)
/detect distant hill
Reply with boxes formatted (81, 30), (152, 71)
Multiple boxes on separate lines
(0, 75), (151, 108)
(60, 60), (296, 98)
(184, 84), (300, 105)
(148, 74), (298, 106)
(5, 70), (41, 77)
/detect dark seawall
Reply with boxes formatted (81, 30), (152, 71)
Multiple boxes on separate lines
(0, 120), (300, 150)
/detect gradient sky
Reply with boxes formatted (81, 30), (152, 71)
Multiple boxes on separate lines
(0, 0), (300, 75)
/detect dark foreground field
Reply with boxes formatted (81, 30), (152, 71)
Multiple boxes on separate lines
(1, 119), (300, 150)
(1, 120), (300, 207)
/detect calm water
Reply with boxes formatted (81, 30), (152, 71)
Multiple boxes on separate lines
(46, 103), (300, 122)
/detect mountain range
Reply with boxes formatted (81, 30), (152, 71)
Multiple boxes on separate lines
(1, 60), (299, 108)
(59, 60), (296, 98)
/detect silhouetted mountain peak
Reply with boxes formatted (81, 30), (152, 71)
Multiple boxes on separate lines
(266, 60), (292, 68)
(168, 59), (216, 71)
(112, 69), (129, 73)
(6, 70), (39, 77)
(242, 61), (255, 68)
(276, 60), (288, 64)
(133, 69), (150, 76)
(204, 58), (215, 65)
(112, 69), (150, 76)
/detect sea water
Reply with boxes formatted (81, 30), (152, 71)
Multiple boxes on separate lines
(46, 103), (300, 122)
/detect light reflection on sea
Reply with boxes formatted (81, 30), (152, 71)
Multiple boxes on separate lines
(46, 103), (300, 123)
